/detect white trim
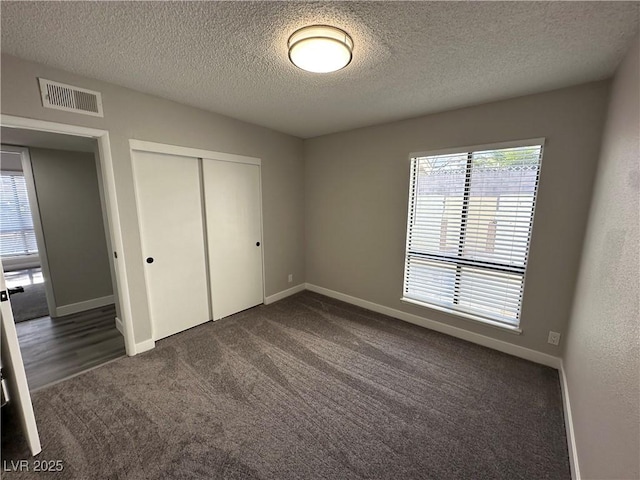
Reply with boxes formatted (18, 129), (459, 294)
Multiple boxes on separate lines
(97, 132), (136, 357)
(129, 139), (261, 166)
(115, 316), (124, 335)
(410, 137), (546, 159)
(1, 145), (57, 317)
(305, 283), (561, 369)
(258, 163), (267, 306)
(134, 338), (155, 355)
(197, 159), (214, 322)
(401, 297), (522, 334)
(1, 115), (136, 357)
(93, 145), (120, 328)
(265, 283), (306, 305)
(560, 361), (581, 480)
(1, 115), (106, 138)
(54, 295), (114, 317)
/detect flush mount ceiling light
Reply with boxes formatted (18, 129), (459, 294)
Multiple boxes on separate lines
(288, 25), (354, 73)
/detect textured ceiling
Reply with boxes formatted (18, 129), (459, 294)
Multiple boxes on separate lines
(1, 1), (638, 138)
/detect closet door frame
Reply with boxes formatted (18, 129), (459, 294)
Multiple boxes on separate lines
(128, 140), (266, 328)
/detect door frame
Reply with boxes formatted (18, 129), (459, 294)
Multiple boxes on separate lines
(129, 139), (266, 328)
(1, 115), (135, 356)
(129, 140), (261, 167)
(0, 145), (57, 317)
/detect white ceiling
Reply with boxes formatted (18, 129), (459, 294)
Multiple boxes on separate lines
(1, 2), (638, 138)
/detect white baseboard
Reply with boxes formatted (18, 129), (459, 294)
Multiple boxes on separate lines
(305, 283), (561, 369)
(54, 295), (115, 317)
(264, 283), (306, 305)
(114, 316), (124, 335)
(560, 361), (580, 480)
(134, 338), (155, 355)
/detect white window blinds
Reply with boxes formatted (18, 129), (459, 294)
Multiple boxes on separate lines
(403, 143), (543, 327)
(0, 172), (38, 257)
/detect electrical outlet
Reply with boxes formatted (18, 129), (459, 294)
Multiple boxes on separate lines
(288, 274), (293, 283)
(548, 331), (561, 346)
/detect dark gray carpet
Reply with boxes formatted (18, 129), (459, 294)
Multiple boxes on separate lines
(2, 291), (570, 479)
(10, 282), (49, 323)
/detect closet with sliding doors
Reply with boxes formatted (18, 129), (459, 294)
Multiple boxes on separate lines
(131, 142), (264, 340)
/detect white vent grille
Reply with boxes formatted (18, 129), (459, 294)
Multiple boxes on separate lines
(38, 78), (103, 117)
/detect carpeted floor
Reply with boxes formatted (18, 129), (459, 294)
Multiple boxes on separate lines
(10, 282), (49, 323)
(2, 291), (570, 479)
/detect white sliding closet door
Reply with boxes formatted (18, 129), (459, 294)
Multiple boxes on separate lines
(132, 151), (210, 340)
(203, 159), (264, 320)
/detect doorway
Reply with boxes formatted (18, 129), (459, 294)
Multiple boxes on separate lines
(0, 115), (136, 458)
(0, 150), (48, 322)
(1, 132), (124, 390)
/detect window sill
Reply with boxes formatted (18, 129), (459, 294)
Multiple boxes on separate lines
(1, 254), (40, 272)
(400, 297), (522, 335)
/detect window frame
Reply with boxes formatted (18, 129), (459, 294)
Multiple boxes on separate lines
(0, 170), (39, 258)
(401, 138), (545, 332)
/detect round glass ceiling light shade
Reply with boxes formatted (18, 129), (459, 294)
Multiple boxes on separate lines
(288, 25), (354, 73)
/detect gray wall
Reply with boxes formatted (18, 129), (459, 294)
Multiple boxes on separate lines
(563, 37), (640, 479)
(1, 54), (305, 345)
(304, 81), (610, 356)
(29, 147), (113, 308)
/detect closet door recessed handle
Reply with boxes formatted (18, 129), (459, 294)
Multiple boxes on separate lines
(256, 242), (261, 247)
(146, 257), (154, 264)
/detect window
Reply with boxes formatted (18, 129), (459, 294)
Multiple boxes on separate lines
(402, 141), (543, 328)
(0, 172), (38, 257)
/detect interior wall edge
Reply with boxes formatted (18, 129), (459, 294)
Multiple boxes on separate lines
(560, 33), (640, 480)
(559, 360), (581, 480)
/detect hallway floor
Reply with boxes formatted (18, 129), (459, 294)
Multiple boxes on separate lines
(15, 304), (125, 391)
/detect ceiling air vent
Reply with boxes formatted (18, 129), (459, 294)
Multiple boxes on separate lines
(38, 78), (103, 117)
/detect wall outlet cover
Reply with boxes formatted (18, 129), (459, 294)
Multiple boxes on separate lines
(548, 331), (561, 346)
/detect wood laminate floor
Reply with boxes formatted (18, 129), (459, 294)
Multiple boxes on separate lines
(15, 305), (126, 391)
